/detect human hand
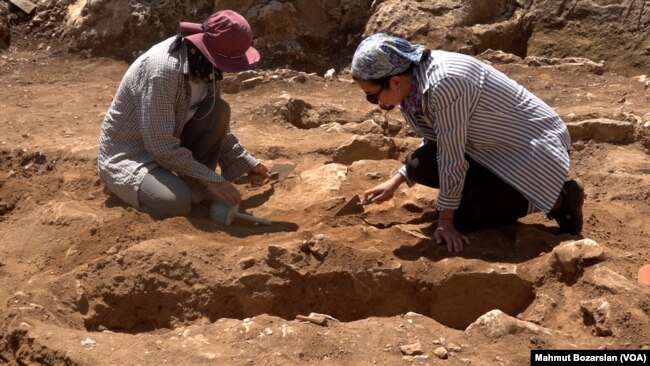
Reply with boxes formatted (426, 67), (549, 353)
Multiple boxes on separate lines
(248, 163), (271, 186)
(433, 219), (470, 253)
(363, 174), (405, 204)
(249, 163), (270, 177)
(205, 181), (241, 206)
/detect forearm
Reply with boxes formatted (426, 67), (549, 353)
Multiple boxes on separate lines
(390, 172), (407, 186)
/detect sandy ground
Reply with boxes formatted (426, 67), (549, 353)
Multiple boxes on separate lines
(0, 44), (649, 365)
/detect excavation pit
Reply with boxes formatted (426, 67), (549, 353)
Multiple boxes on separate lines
(79, 255), (535, 333)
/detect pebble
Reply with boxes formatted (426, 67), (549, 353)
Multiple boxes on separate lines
(400, 342), (423, 356)
(434, 347), (449, 359)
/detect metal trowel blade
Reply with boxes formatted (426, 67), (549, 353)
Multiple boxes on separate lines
(333, 195), (365, 216)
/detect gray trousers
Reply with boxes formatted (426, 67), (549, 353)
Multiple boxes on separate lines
(138, 96), (230, 219)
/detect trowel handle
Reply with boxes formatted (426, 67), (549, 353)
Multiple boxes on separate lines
(362, 193), (378, 205)
(234, 212), (272, 226)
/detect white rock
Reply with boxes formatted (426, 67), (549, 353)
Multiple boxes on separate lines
(433, 346), (448, 359)
(552, 238), (604, 274)
(583, 266), (637, 294)
(324, 68), (336, 81)
(466, 310), (551, 337)
(580, 298), (613, 336)
(400, 342), (423, 356)
(80, 337), (97, 346)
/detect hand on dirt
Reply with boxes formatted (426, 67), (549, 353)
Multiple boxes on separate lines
(205, 181), (241, 206)
(433, 220), (470, 253)
(250, 163), (270, 177)
(363, 174), (405, 204)
(247, 163), (271, 186)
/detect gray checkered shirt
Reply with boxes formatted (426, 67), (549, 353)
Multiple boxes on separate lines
(98, 36), (258, 208)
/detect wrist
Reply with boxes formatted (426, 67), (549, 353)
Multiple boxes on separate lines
(438, 209), (454, 222)
(392, 173), (406, 185)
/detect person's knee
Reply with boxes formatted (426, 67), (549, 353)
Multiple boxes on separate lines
(406, 149), (440, 188)
(140, 186), (192, 218)
(160, 188), (192, 217)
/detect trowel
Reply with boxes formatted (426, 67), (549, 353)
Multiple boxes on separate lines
(333, 194), (374, 217)
(235, 163), (296, 185)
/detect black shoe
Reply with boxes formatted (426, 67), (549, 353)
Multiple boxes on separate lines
(548, 178), (584, 235)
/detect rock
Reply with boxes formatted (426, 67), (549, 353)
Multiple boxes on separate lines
(39, 201), (101, 227)
(433, 346), (449, 359)
(400, 342), (423, 356)
(319, 122), (345, 133)
(303, 234), (329, 260)
(524, 294), (557, 325)
(385, 119), (403, 134)
(80, 337), (97, 347)
(238, 256), (256, 269)
(324, 68), (336, 81)
(341, 120), (384, 135)
(580, 298), (613, 336)
(566, 119), (635, 144)
(583, 266), (637, 294)
(477, 49), (522, 64)
(466, 310), (551, 337)
(552, 238), (605, 275)
(240, 76), (265, 90)
(331, 135), (397, 165)
(296, 313), (327, 326)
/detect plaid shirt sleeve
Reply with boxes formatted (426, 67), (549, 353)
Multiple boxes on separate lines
(218, 129), (260, 181)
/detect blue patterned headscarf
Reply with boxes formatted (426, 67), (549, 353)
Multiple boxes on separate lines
(351, 33), (427, 80)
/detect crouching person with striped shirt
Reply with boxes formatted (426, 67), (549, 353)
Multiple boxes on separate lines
(351, 34), (584, 253)
(98, 11), (269, 219)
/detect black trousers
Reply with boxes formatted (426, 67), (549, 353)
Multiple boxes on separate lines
(405, 141), (529, 230)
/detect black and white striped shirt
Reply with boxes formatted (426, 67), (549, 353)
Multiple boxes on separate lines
(398, 51), (571, 214)
(97, 36), (258, 208)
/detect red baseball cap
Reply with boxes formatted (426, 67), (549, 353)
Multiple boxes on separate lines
(179, 10), (260, 72)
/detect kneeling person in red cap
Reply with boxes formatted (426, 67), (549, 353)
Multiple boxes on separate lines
(98, 10), (268, 219)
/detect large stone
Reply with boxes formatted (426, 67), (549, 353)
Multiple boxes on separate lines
(582, 266), (637, 294)
(566, 119), (636, 144)
(340, 120), (384, 135)
(552, 238), (605, 275)
(579, 298), (613, 337)
(466, 310), (551, 338)
(331, 135), (397, 165)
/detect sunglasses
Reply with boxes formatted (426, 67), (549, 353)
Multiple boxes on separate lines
(364, 80), (395, 111)
(365, 89), (382, 104)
